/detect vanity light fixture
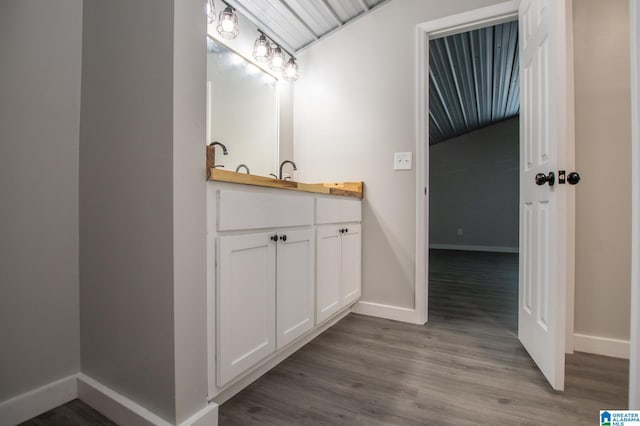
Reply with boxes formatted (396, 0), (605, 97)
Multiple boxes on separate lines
(206, 0), (216, 24)
(217, 3), (239, 39)
(283, 57), (299, 82)
(253, 28), (300, 82)
(253, 31), (272, 63)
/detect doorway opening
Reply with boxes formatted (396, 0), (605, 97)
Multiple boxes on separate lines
(427, 20), (521, 338)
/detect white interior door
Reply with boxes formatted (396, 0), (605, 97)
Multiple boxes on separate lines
(518, 0), (571, 391)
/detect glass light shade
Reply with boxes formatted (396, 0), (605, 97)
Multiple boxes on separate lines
(270, 47), (285, 72)
(253, 34), (272, 62)
(283, 57), (299, 82)
(206, 0), (216, 24)
(217, 6), (239, 39)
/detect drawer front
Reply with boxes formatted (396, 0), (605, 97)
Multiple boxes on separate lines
(217, 190), (314, 231)
(316, 197), (361, 225)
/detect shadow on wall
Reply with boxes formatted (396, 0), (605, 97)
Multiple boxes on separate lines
(361, 198), (415, 309)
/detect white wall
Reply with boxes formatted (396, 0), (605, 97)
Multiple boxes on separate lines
(0, 0), (82, 403)
(429, 118), (519, 251)
(172, 0), (209, 422)
(294, 0), (504, 309)
(79, 0), (177, 422)
(573, 0), (631, 342)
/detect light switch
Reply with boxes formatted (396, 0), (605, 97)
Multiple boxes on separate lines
(394, 152), (412, 170)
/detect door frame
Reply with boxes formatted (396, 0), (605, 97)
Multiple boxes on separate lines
(413, 0), (576, 353)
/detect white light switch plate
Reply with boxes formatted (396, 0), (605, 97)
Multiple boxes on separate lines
(394, 152), (412, 170)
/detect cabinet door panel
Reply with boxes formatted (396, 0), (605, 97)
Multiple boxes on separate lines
(217, 232), (276, 387)
(341, 224), (362, 306)
(316, 226), (342, 324)
(276, 228), (314, 349)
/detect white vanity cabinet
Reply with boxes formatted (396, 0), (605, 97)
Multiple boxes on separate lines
(212, 189), (315, 388)
(208, 184), (361, 399)
(315, 198), (362, 325)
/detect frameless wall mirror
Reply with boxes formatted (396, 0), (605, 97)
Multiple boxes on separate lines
(206, 36), (279, 177)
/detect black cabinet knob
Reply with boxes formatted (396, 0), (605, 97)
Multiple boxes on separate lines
(270, 234), (278, 242)
(345, 228), (349, 233)
(280, 235), (287, 242)
(535, 171), (555, 187)
(567, 172), (581, 185)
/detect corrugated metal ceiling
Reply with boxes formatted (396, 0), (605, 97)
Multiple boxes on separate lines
(429, 21), (519, 145)
(224, 0), (389, 53)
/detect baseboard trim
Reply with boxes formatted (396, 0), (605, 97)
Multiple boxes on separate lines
(0, 374), (78, 426)
(351, 301), (420, 324)
(429, 244), (519, 253)
(78, 374), (219, 426)
(573, 333), (630, 359)
(178, 403), (218, 426)
(78, 374), (172, 426)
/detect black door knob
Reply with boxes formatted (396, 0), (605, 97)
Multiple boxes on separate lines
(270, 234), (278, 242)
(535, 171), (555, 187)
(567, 172), (581, 185)
(280, 235), (287, 242)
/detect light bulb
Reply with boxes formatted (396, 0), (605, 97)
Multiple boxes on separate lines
(253, 34), (272, 62)
(217, 6), (239, 39)
(270, 47), (285, 72)
(283, 58), (298, 82)
(222, 18), (234, 32)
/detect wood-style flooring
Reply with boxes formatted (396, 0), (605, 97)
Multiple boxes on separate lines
(219, 250), (628, 425)
(22, 250), (628, 425)
(19, 399), (115, 426)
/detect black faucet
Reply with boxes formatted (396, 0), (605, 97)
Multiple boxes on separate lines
(279, 160), (297, 180)
(235, 164), (250, 174)
(209, 141), (228, 155)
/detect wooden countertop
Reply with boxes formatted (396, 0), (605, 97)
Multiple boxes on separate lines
(208, 168), (364, 199)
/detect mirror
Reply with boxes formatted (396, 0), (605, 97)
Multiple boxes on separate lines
(206, 36), (279, 177)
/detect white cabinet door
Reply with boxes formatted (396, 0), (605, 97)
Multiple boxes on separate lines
(316, 225), (342, 324)
(217, 232), (276, 387)
(276, 228), (314, 350)
(341, 224), (361, 306)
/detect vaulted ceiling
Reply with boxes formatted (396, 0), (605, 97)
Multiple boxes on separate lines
(429, 21), (520, 145)
(224, 0), (389, 53)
